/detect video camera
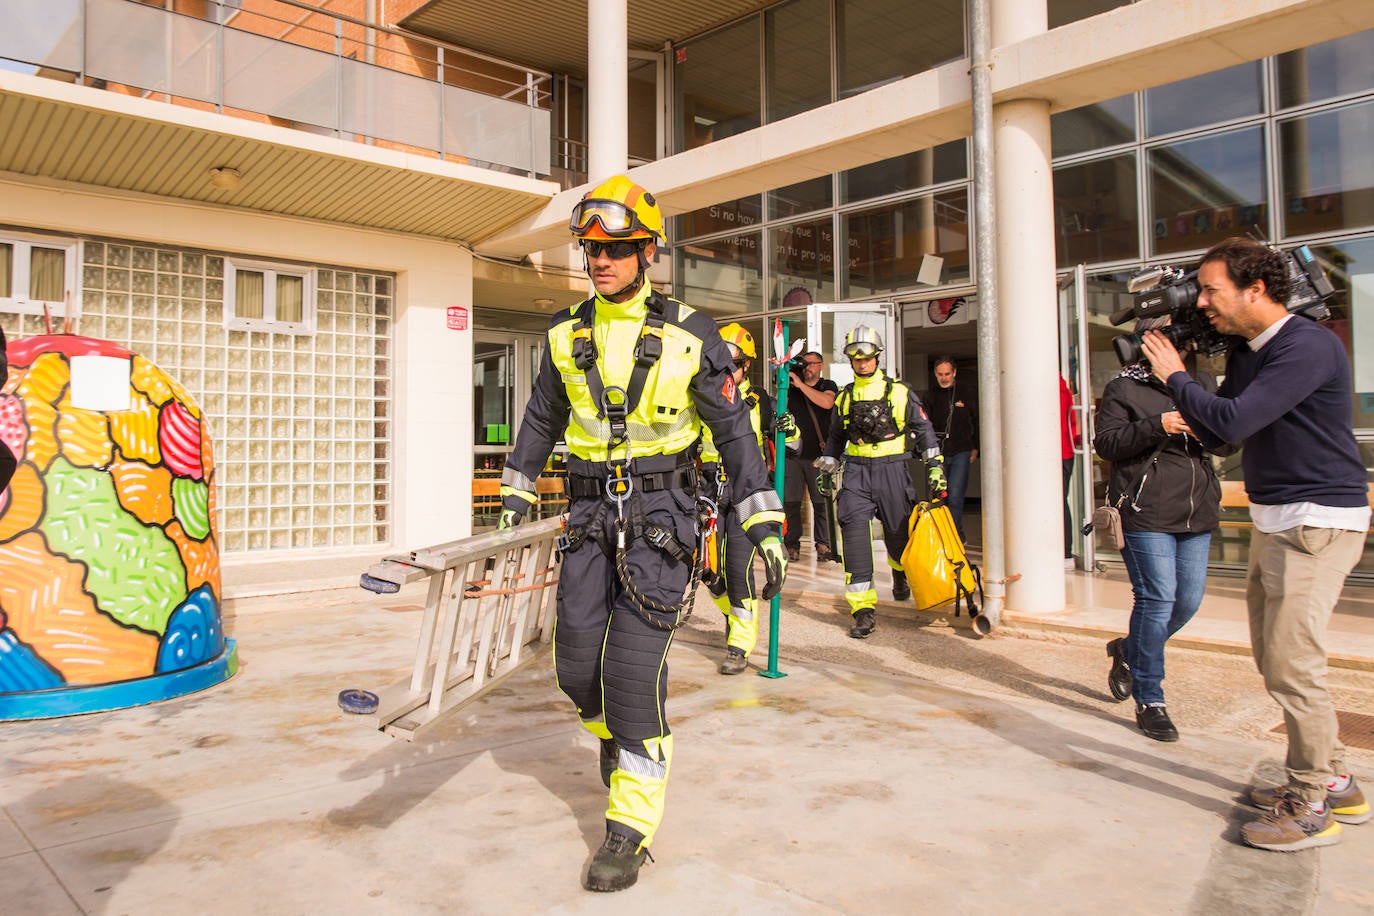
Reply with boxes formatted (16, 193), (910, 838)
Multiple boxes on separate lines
(1109, 244), (1335, 365)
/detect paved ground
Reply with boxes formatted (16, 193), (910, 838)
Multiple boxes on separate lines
(5, 557), (1374, 915)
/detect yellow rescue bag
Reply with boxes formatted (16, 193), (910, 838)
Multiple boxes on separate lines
(899, 499), (982, 618)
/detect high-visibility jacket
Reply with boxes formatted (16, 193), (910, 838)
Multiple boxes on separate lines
(502, 278), (782, 534)
(825, 370), (941, 462)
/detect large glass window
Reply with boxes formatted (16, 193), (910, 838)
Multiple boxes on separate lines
(675, 195), (763, 241)
(1277, 29), (1374, 109)
(842, 188), (970, 297)
(1280, 101), (1374, 238)
(673, 18), (760, 152)
(674, 232), (764, 315)
(1052, 94), (1135, 158)
(837, 0), (962, 99)
(1144, 62), (1263, 138)
(770, 216), (836, 307)
(770, 176), (833, 220)
(840, 141), (967, 204)
(1312, 236), (1374, 430)
(1148, 126), (1268, 256)
(766, 0), (832, 122)
(1054, 153), (1139, 267)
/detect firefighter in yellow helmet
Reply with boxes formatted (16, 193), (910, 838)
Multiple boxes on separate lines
(814, 325), (944, 638)
(699, 322), (798, 675)
(497, 176), (787, 892)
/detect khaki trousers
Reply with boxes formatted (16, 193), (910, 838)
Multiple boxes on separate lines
(1247, 525), (1366, 802)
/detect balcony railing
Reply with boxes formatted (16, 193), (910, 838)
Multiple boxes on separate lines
(2, 0), (552, 178)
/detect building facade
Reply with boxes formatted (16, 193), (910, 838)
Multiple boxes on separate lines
(3, 0), (1372, 610)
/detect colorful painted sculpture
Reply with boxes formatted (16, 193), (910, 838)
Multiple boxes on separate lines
(0, 334), (236, 719)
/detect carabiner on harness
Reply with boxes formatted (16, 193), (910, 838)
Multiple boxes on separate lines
(605, 460), (634, 548)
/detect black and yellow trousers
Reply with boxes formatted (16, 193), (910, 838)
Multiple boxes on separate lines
(836, 455), (915, 614)
(552, 484), (697, 848)
(702, 466), (761, 657)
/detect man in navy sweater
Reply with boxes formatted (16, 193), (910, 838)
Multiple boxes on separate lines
(1141, 238), (1370, 852)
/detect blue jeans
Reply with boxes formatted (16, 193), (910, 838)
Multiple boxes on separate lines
(943, 450), (971, 541)
(1119, 530), (1211, 706)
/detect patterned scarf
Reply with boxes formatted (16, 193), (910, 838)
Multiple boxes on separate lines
(1118, 363), (1152, 383)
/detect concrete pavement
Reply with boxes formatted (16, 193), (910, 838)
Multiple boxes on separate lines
(4, 547), (1374, 914)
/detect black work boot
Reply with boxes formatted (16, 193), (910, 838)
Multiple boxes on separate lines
(584, 826), (650, 892)
(849, 608), (876, 639)
(718, 646), (748, 675)
(599, 738), (618, 788)
(892, 570), (910, 602)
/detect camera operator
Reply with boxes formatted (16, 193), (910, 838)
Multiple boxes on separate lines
(784, 351), (838, 562)
(1139, 237), (1371, 853)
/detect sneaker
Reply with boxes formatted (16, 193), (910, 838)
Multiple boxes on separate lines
(849, 608), (876, 639)
(892, 571), (910, 602)
(718, 646), (748, 675)
(1241, 792), (1342, 852)
(1135, 704), (1178, 742)
(1063, 557), (1076, 570)
(1249, 775), (1372, 825)
(584, 828), (650, 892)
(1105, 638), (1132, 702)
(599, 738), (618, 788)
(786, 546), (801, 562)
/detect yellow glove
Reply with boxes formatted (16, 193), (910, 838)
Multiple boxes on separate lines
(498, 508), (522, 530)
(928, 459), (948, 497)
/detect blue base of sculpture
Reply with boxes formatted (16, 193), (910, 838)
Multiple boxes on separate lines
(0, 639), (238, 721)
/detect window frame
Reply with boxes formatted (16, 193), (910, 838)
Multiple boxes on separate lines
(0, 232), (81, 318)
(223, 257), (316, 334)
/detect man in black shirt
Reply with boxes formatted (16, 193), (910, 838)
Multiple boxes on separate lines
(923, 356), (978, 542)
(783, 351), (839, 561)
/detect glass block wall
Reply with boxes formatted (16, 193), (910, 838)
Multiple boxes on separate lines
(2, 239), (394, 553)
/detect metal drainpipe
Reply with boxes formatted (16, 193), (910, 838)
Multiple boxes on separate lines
(969, 0), (1004, 636)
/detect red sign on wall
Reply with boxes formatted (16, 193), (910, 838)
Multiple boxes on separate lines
(446, 306), (468, 330)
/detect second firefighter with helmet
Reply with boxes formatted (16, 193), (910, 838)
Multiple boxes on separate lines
(815, 325), (945, 638)
(497, 175), (787, 892)
(699, 322), (799, 675)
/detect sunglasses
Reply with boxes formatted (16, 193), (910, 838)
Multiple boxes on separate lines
(582, 240), (644, 260)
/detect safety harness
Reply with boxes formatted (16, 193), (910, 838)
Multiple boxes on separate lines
(556, 291), (712, 630)
(838, 377), (900, 444)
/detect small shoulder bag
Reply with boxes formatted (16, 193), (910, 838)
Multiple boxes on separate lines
(1088, 438), (1168, 552)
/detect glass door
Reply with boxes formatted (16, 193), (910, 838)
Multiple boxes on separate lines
(1058, 266), (1095, 569)
(806, 302), (898, 385)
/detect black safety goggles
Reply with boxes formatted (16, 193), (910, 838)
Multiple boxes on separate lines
(582, 239), (645, 260)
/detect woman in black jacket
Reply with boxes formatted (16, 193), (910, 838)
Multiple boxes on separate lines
(1092, 317), (1229, 742)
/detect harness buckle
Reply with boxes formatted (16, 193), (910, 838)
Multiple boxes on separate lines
(644, 525), (672, 551)
(601, 385), (630, 447)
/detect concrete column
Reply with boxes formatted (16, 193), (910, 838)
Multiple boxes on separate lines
(586, 0), (628, 181)
(993, 97), (1064, 614)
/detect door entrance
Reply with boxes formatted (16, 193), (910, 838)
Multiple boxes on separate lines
(1058, 267), (1095, 569)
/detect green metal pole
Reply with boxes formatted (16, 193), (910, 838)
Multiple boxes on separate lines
(760, 320), (790, 680)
